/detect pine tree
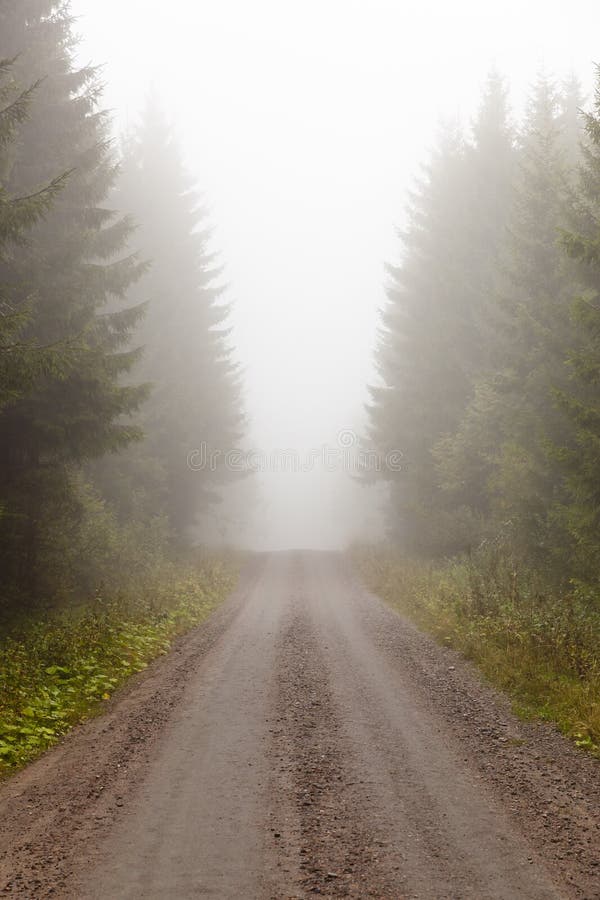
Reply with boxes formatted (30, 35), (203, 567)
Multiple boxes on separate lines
(465, 71), (516, 372)
(556, 65), (600, 582)
(0, 4), (147, 599)
(558, 73), (586, 170)
(0, 58), (66, 412)
(100, 98), (244, 538)
(368, 122), (475, 553)
(368, 73), (516, 555)
(436, 75), (580, 565)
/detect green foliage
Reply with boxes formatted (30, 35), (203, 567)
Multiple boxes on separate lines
(367, 68), (600, 589)
(0, 2), (147, 458)
(0, 59), (69, 413)
(433, 73), (581, 569)
(0, 9), (245, 611)
(0, 558), (237, 773)
(0, 2), (152, 603)
(354, 544), (600, 756)
(553, 64), (600, 584)
(0, 468), (173, 605)
(0, 2), (148, 602)
(368, 72), (516, 554)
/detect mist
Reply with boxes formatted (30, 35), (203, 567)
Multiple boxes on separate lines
(4, 3), (600, 892)
(66, 0), (596, 551)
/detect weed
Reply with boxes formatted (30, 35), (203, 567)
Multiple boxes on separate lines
(353, 544), (600, 756)
(0, 559), (237, 775)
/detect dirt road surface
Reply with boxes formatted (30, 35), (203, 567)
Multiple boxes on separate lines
(1, 551), (599, 899)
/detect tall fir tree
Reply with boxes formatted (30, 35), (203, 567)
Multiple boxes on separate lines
(436, 75), (582, 566)
(0, 3), (147, 599)
(557, 64), (600, 584)
(368, 122), (473, 553)
(464, 71), (516, 373)
(0, 57), (67, 413)
(558, 73), (586, 171)
(97, 98), (244, 538)
(368, 73), (516, 555)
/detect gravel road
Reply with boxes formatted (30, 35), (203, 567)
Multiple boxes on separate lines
(0, 551), (599, 898)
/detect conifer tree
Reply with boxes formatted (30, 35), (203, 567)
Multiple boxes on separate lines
(103, 98), (244, 537)
(464, 71), (516, 371)
(0, 3), (146, 598)
(557, 65), (600, 581)
(437, 75), (580, 564)
(558, 74), (586, 170)
(369, 73), (515, 555)
(0, 58), (66, 413)
(368, 123), (473, 552)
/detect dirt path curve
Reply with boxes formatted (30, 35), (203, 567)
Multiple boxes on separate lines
(1, 551), (599, 899)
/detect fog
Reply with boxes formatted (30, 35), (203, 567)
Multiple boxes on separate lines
(72, 0), (597, 550)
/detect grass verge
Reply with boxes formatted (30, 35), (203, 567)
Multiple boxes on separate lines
(0, 557), (237, 776)
(353, 544), (600, 756)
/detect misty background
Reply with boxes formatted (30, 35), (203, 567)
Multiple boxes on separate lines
(72, 0), (597, 550)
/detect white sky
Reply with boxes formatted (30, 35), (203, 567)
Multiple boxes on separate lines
(72, 0), (598, 548)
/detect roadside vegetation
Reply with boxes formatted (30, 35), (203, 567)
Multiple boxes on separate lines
(355, 543), (600, 756)
(0, 557), (237, 775)
(364, 66), (600, 758)
(0, 2), (245, 779)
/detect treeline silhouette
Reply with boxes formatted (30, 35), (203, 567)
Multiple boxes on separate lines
(369, 69), (600, 593)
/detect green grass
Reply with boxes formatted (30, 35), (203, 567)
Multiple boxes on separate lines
(353, 544), (600, 756)
(0, 558), (237, 775)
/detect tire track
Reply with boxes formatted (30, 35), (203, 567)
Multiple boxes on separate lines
(268, 597), (399, 898)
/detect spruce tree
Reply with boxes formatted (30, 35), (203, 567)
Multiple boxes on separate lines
(0, 58), (66, 413)
(368, 122), (474, 553)
(101, 98), (244, 537)
(437, 75), (580, 565)
(465, 71), (516, 372)
(557, 65), (600, 582)
(0, 4), (146, 599)
(368, 73), (515, 555)
(558, 74), (586, 170)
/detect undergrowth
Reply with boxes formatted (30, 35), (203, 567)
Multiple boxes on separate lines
(353, 543), (600, 756)
(0, 557), (237, 775)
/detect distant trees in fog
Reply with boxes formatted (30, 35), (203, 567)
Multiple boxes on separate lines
(3, 1), (600, 604)
(369, 68), (600, 587)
